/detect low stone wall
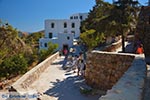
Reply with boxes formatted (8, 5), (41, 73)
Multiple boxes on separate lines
(11, 52), (60, 93)
(103, 40), (122, 52)
(126, 35), (134, 42)
(85, 51), (135, 90)
(99, 55), (146, 100)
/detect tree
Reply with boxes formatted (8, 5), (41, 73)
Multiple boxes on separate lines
(113, 0), (139, 52)
(0, 22), (20, 63)
(80, 0), (139, 51)
(24, 32), (44, 63)
(0, 21), (33, 64)
(25, 32), (44, 47)
(0, 21), (35, 80)
(80, 0), (114, 49)
(80, 29), (105, 49)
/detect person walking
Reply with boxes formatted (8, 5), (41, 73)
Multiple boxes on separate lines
(80, 59), (86, 77)
(71, 55), (78, 72)
(75, 55), (81, 76)
(77, 52), (83, 76)
(63, 48), (68, 56)
(78, 52), (86, 77)
(136, 44), (144, 54)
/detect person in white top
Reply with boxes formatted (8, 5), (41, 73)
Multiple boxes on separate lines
(71, 55), (78, 70)
(80, 59), (86, 77)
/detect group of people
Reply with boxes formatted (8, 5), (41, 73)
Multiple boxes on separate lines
(70, 52), (86, 77)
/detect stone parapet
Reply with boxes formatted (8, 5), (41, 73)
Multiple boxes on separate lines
(103, 39), (122, 52)
(99, 54), (146, 100)
(85, 51), (135, 90)
(11, 52), (60, 93)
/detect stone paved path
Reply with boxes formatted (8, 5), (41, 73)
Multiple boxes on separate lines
(30, 56), (100, 100)
(143, 64), (150, 100)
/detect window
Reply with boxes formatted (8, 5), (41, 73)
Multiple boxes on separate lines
(70, 16), (73, 19)
(74, 16), (78, 19)
(67, 36), (70, 40)
(71, 31), (75, 33)
(49, 32), (53, 38)
(64, 22), (67, 28)
(44, 43), (47, 47)
(71, 23), (75, 28)
(51, 23), (55, 28)
(80, 16), (83, 20)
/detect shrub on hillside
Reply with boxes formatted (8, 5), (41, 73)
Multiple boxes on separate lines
(0, 54), (28, 79)
(39, 42), (58, 61)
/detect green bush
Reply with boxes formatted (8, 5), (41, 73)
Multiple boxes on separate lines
(39, 42), (58, 61)
(0, 54), (28, 78)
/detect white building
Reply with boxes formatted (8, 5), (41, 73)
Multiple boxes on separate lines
(39, 13), (88, 51)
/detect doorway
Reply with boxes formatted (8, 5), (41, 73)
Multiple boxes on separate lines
(63, 44), (69, 55)
(63, 44), (68, 50)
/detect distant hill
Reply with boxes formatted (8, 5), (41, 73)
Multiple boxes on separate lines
(38, 30), (44, 33)
(19, 30), (45, 37)
(29, 30), (45, 35)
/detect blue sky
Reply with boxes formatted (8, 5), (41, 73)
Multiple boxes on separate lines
(0, 0), (148, 32)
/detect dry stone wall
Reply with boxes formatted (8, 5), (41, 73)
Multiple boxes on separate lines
(12, 52), (60, 92)
(99, 54), (146, 100)
(85, 51), (134, 91)
(103, 40), (122, 52)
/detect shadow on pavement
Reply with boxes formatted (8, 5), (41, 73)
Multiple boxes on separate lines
(44, 76), (100, 100)
(52, 60), (65, 65)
